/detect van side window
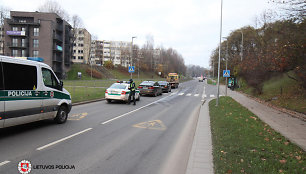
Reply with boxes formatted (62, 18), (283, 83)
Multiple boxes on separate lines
(42, 68), (59, 89)
(2, 62), (37, 90)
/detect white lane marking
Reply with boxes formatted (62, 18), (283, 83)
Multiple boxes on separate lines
(101, 94), (172, 125)
(37, 128), (92, 151)
(170, 92), (177, 96)
(194, 94), (199, 97)
(178, 93), (184, 96)
(0, 161), (10, 167)
(210, 94), (215, 98)
(186, 93), (192, 96)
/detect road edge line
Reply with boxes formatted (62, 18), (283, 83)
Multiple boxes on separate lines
(36, 128), (92, 151)
(0, 161), (10, 167)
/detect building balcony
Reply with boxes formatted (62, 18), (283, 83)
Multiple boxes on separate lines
(53, 34), (63, 42)
(7, 19), (40, 26)
(53, 45), (63, 52)
(56, 25), (63, 32)
(6, 31), (27, 37)
(8, 43), (27, 48)
(52, 55), (63, 63)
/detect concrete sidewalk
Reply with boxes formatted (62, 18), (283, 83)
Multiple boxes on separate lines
(186, 99), (213, 174)
(227, 89), (306, 151)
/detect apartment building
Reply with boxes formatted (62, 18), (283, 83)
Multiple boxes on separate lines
(72, 28), (91, 64)
(3, 11), (73, 79)
(90, 40), (103, 65)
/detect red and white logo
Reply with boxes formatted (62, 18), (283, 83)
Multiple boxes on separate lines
(50, 91), (54, 98)
(18, 160), (31, 174)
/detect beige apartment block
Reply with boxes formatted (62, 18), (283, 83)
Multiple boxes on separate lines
(72, 28), (91, 64)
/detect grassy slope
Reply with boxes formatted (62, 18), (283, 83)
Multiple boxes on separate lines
(238, 72), (306, 114)
(209, 97), (305, 174)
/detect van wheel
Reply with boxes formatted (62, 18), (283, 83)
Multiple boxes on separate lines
(55, 106), (68, 124)
(107, 99), (112, 103)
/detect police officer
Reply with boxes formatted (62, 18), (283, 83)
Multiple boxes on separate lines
(128, 79), (136, 105)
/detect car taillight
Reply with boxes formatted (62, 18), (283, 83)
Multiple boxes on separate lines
(138, 86), (143, 89)
(105, 90), (108, 93)
(148, 87), (154, 89)
(165, 85), (167, 88)
(121, 91), (126, 95)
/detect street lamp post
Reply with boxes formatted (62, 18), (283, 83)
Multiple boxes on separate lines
(222, 37), (229, 96)
(216, 0), (223, 106)
(131, 36), (136, 79)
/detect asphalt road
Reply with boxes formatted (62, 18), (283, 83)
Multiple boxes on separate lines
(0, 79), (217, 174)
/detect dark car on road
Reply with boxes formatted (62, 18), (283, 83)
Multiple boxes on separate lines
(158, 81), (171, 93)
(138, 81), (162, 97)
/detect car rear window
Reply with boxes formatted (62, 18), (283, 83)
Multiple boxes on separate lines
(158, 81), (167, 85)
(140, 82), (154, 86)
(109, 84), (127, 89)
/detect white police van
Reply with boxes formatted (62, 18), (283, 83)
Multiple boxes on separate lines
(0, 55), (72, 128)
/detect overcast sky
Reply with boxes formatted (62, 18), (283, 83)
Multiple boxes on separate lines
(0, 0), (276, 68)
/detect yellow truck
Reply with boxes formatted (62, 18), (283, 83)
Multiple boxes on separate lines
(166, 73), (179, 88)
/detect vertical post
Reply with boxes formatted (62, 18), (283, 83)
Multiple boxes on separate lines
(131, 36), (136, 79)
(225, 40), (228, 96)
(216, 0), (223, 106)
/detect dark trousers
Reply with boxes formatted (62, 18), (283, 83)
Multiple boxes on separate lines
(128, 91), (136, 105)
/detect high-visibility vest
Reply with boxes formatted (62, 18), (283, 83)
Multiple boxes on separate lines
(130, 82), (135, 91)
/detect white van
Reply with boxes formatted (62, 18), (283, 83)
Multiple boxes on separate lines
(0, 56), (72, 128)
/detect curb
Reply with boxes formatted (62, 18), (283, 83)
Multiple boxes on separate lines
(72, 98), (105, 106)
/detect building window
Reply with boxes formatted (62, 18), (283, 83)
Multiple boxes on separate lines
(33, 39), (39, 48)
(21, 50), (26, 57)
(21, 27), (26, 31)
(73, 56), (76, 59)
(12, 27), (18, 31)
(33, 50), (39, 57)
(78, 56), (83, 59)
(12, 50), (18, 57)
(12, 38), (18, 47)
(73, 43), (76, 46)
(21, 39), (26, 47)
(78, 37), (84, 41)
(73, 50), (76, 53)
(34, 28), (39, 36)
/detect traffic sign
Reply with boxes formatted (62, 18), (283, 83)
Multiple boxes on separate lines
(223, 70), (230, 77)
(128, 66), (135, 73)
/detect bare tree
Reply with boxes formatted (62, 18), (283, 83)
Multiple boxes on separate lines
(0, 6), (10, 55)
(37, 0), (70, 21)
(270, 0), (306, 21)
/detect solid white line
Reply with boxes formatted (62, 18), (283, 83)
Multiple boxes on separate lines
(37, 128), (92, 151)
(178, 93), (184, 96)
(194, 94), (199, 97)
(101, 95), (171, 125)
(0, 161), (10, 167)
(186, 93), (192, 96)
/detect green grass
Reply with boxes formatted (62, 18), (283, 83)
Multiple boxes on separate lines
(238, 72), (306, 114)
(66, 64), (100, 80)
(207, 78), (217, 85)
(65, 86), (105, 103)
(209, 97), (305, 174)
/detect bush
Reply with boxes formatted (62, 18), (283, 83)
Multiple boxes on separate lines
(85, 68), (103, 79)
(104, 60), (114, 69)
